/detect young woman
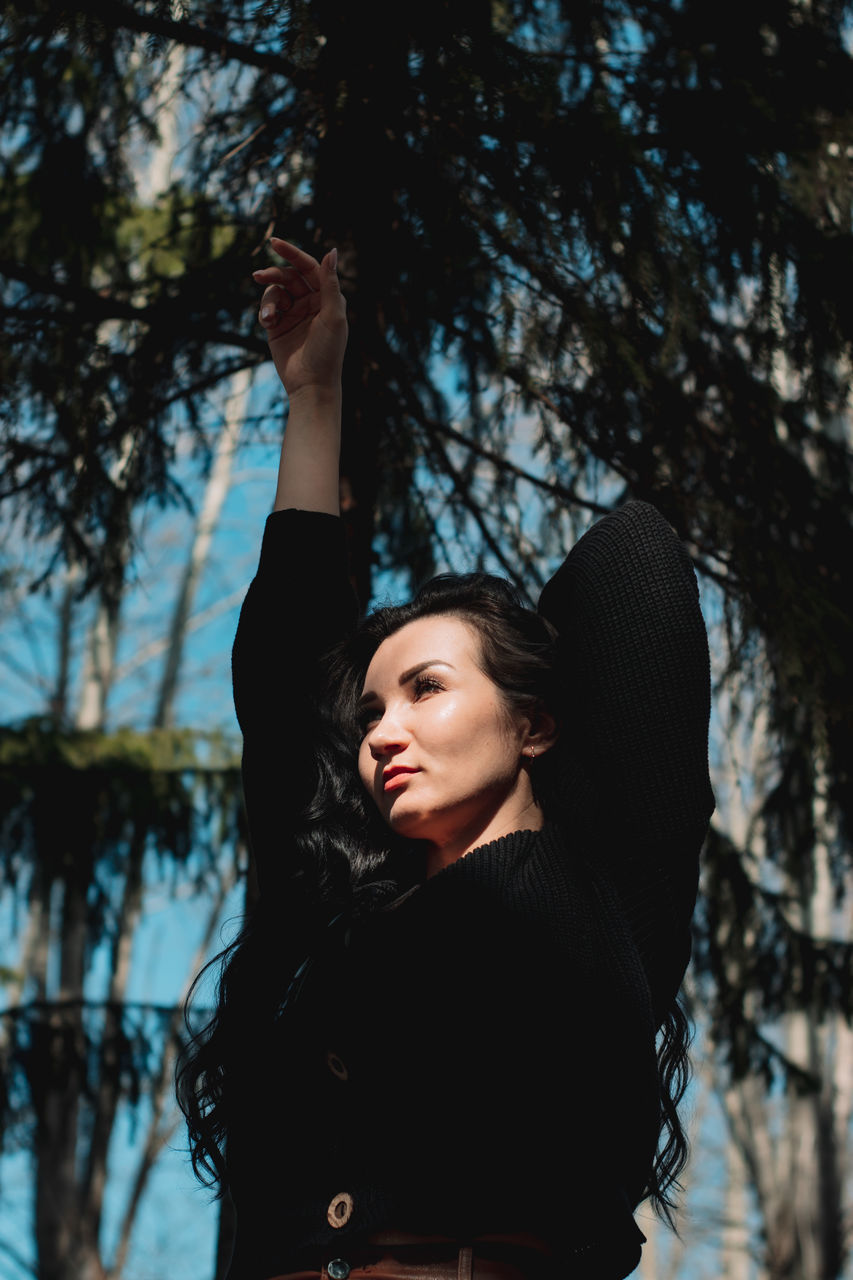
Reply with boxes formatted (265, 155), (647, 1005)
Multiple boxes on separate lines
(179, 241), (714, 1280)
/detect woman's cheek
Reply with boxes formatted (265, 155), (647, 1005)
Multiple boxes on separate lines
(433, 696), (464, 742)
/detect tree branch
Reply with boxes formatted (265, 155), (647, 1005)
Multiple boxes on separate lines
(418, 422), (541, 597)
(76, 0), (307, 82)
(430, 419), (611, 515)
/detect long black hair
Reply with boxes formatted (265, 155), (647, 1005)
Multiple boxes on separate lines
(177, 571), (690, 1221)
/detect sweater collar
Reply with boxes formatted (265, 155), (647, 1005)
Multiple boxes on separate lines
(375, 821), (563, 912)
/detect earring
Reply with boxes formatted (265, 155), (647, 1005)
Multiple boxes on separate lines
(528, 747), (536, 759)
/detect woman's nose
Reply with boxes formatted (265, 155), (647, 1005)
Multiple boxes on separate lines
(366, 711), (410, 758)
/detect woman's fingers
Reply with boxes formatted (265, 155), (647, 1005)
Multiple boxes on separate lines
(252, 273), (307, 327)
(257, 284), (286, 329)
(251, 264), (312, 283)
(251, 238), (346, 393)
(252, 241), (320, 332)
(254, 238), (331, 295)
(256, 282), (320, 333)
(252, 264), (315, 298)
(268, 237), (322, 282)
(252, 238), (342, 342)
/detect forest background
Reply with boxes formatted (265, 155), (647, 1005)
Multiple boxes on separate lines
(1, 1), (852, 1278)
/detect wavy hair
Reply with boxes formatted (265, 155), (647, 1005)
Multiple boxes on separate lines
(177, 571), (691, 1221)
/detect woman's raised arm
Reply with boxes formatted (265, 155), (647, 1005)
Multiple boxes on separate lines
(252, 237), (348, 514)
(233, 241), (356, 895)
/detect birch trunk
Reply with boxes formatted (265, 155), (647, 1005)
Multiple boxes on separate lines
(711, 702), (852, 1280)
(23, 40), (203, 1280)
(153, 364), (252, 728)
(721, 1135), (752, 1280)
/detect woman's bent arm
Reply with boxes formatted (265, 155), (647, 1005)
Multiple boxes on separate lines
(538, 500), (714, 1014)
(539, 500), (713, 846)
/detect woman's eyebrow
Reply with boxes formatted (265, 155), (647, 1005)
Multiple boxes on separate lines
(358, 659), (455, 708)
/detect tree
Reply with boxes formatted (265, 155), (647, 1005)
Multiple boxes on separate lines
(2, 1), (853, 1276)
(1, 18), (253, 1274)
(0, 725), (243, 1280)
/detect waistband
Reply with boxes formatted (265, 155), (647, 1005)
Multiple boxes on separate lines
(269, 1233), (556, 1280)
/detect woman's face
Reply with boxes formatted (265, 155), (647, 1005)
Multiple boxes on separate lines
(357, 615), (539, 859)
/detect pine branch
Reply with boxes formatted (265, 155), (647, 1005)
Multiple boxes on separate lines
(430, 419), (610, 516)
(69, 0), (307, 81)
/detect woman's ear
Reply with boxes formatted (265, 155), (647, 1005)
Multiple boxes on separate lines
(524, 707), (558, 758)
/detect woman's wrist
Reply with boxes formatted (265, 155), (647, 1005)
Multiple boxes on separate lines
(273, 382), (343, 515)
(286, 382), (342, 412)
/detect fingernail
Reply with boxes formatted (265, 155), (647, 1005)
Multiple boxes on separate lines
(260, 304), (277, 323)
(328, 247), (338, 272)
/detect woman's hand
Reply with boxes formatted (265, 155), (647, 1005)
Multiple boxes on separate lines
(253, 238), (347, 398)
(254, 239), (346, 514)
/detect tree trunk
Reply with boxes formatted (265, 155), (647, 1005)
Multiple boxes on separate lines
(153, 365), (251, 728)
(721, 1133), (752, 1280)
(23, 39), (211, 1279)
(76, 598), (121, 731)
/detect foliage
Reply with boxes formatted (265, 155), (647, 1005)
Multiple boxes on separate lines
(694, 826), (853, 1086)
(0, 723), (243, 1272)
(0, 720), (242, 1110)
(0, 720), (241, 886)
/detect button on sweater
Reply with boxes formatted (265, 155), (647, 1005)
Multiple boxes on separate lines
(226, 501), (714, 1280)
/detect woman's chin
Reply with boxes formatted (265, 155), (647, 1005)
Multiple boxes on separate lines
(386, 808), (426, 839)
(384, 799), (438, 843)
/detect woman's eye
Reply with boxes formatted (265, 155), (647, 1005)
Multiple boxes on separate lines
(413, 674), (443, 698)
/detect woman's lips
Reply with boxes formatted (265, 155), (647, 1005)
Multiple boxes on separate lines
(382, 767), (419, 792)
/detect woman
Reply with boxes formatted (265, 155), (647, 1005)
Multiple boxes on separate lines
(178, 240), (715, 1280)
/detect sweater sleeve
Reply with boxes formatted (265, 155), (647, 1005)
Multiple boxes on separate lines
(537, 501), (714, 1013)
(231, 509), (359, 895)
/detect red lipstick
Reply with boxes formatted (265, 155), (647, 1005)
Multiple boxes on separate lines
(382, 766), (419, 792)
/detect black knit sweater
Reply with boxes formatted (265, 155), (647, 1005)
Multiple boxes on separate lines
(226, 501), (714, 1280)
